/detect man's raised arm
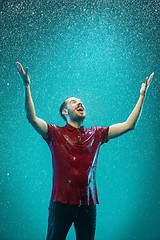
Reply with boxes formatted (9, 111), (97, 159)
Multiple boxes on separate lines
(107, 73), (154, 140)
(16, 62), (48, 139)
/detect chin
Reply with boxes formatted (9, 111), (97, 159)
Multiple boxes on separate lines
(75, 116), (85, 121)
(80, 115), (86, 121)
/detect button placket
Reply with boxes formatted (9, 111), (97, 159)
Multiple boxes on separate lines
(77, 129), (81, 143)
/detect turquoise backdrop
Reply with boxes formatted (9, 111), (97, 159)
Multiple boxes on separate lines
(1, 0), (160, 239)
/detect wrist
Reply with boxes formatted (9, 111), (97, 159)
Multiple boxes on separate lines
(24, 84), (30, 88)
(140, 93), (145, 99)
(23, 83), (30, 87)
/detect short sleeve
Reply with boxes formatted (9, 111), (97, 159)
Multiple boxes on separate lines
(42, 124), (57, 144)
(96, 126), (110, 145)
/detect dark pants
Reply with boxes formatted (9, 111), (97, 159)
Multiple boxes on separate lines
(46, 201), (96, 240)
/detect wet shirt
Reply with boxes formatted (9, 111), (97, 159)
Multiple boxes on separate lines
(43, 123), (109, 205)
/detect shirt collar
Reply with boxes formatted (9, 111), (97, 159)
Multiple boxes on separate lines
(65, 123), (85, 133)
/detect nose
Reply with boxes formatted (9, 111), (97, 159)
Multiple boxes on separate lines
(76, 102), (84, 109)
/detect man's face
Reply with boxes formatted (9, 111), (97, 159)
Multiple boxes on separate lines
(65, 97), (86, 121)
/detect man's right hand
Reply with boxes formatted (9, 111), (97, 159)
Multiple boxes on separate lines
(16, 62), (30, 86)
(16, 62), (48, 138)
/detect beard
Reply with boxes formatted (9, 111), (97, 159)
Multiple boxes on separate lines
(69, 110), (86, 122)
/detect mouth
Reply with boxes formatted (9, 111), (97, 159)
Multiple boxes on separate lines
(76, 107), (84, 112)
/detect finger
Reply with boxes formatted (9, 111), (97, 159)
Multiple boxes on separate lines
(26, 67), (28, 75)
(16, 62), (20, 67)
(16, 62), (24, 74)
(16, 62), (20, 72)
(145, 77), (148, 86)
(147, 72), (154, 85)
(17, 67), (21, 74)
(16, 62), (21, 69)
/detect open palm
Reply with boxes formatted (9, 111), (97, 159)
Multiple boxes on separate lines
(140, 72), (154, 96)
(16, 62), (30, 86)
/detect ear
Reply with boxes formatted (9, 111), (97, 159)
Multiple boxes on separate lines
(62, 109), (68, 116)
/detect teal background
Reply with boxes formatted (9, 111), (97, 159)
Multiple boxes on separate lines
(1, 0), (160, 239)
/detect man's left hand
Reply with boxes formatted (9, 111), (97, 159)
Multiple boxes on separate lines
(140, 72), (154, 96)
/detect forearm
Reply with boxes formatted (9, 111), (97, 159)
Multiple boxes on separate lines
(126, 94), (145, 129)
(24, 85), (36, 122)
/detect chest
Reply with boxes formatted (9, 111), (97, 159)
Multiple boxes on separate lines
(62, 129), (96, 147)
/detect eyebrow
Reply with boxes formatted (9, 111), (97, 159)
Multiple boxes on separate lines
(69, 99), (80, 103)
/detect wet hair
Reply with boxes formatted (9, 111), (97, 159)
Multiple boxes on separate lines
(59, 100), (67, 122)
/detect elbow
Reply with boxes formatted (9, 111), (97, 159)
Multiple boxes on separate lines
(125, 121), (135, 131)
(26, 115), (36, 124)
(129, 123), (136, 131)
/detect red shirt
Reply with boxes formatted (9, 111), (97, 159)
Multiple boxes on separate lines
(43, 123), (109, 205)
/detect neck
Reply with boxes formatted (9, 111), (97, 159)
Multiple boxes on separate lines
(67, 119), (84, 128)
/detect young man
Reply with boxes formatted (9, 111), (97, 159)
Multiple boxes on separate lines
(16, 62), (153, 240)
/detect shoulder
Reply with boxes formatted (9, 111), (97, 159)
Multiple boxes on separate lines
(48, 124), (62, 129)
(45, 124), (66, 141)
(47, 124), (65, 133)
